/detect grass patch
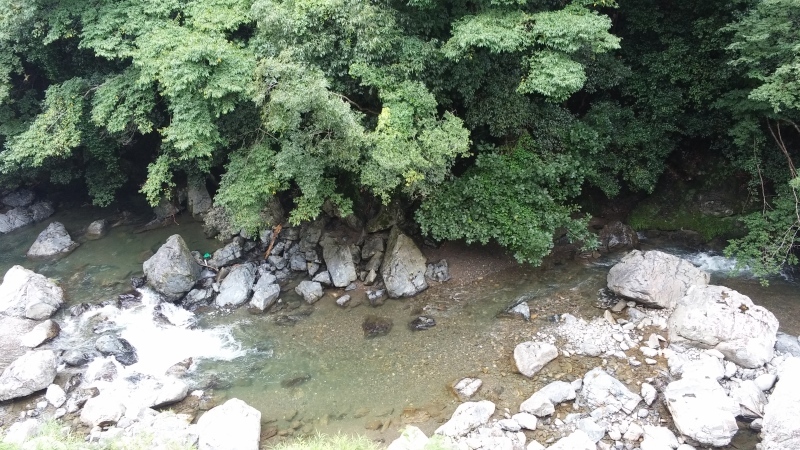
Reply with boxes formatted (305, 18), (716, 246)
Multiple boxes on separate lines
(628, 200), (738, 241)
(0, 420), (194, 450)
(268, 433), (381, 450)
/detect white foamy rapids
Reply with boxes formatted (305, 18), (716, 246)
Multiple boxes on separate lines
(67, 288), (246, 377)
(685, 252), (746, 274)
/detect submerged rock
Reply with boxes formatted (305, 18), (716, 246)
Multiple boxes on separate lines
(27, 221), (79, 258)
(668, 285), (778, 368)
(143, 235), (202, 301)
(362, 315), (393, 338)
(452, 378), (483, 401)
(95, 335), (138, 366)
(85, 219), (109, 239)
(0, 265), (64, 320)
(409, 316), (436, 331)
(607, 250), (709, 309)
(425, 259), (451, 282)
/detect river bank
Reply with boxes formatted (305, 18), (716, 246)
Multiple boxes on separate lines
(0, 200), (799, 449)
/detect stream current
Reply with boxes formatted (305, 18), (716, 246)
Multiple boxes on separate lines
(0, 209), (798, 448)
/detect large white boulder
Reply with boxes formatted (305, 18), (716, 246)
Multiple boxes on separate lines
(664, 377), (739, 446)
(519, 381), (576, 416)
(761, 357), (800, 450)
(387, 426), (430, 450)
(579, 367), (642, 415)
(197, 398), (261, 450)
(0, 350), (58, 401)
(435, 400), (495, 438)
(381, 227), (428, 298)
(730, 379), (767, 419)
(514, 341), (558, 377)
(80, 394), (126, 427)
(607, 250), (709, 309)
(143, 235), (202, 301)
(547, 430), (595, 450)
(0, 265), (64, 320)
(668, 285), (778, 368)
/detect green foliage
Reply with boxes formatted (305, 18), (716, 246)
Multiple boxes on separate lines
(269, 433), (381, 450)
(417, 135), (597, 265)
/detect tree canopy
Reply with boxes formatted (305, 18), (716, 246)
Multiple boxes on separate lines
(1, 0), (799, 273)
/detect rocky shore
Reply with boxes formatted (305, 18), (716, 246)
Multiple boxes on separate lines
(0, 191), (798, 450)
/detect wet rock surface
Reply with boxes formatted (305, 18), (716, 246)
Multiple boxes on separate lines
(27, 222), (79, 258)
(362, 315), (393, 338)
(143, 234), (202, 300)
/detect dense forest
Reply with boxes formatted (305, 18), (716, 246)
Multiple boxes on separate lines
(0, 0), (798, 275)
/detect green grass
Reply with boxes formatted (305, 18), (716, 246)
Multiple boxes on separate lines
(268, 433), (382, 450)
(0, 420), (194, 450)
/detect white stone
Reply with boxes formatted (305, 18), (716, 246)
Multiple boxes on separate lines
(667, 352), (724, 381)
(547, 430), (595, 450)
(0, 266), (64, 320)
(526, 441), (546, 450)
(580, 367), (642, 415)
(664, 377), (738, 446)
(197, 398), (261, 450)
(512, 412), (537, 431)
(641, 383), (657, 406)
(514, 342), (558, 377)
(19, 319), (60, 348)
(668, 285), (779, 368)
(435, 400), (495, 438)
(0, 350), (58, 401)
(731, 379), (767, 418)
(641, 346), (658, 358)
(755, 373), (777, 391)
(453, 378), (483, 400)
(577, 418), (605, 442)
(645, 358), (657, 365)
(519, 381), (576, 417)
(623, 422), (643, 441)
(498, 418), (521, 432)
(387, 425), (429, 450)
(761, 357), (800, 450)
(80, 395), (126, 427)
(45, 384), (66, 408)
(641, 425), (679, 450)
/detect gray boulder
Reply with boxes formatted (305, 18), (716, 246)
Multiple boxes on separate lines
(0, 316), (38, 371)
(187, 177), (213, 216)
(143, 235), (202, 301)
(434, 400), (495, 438)
(27, 222), (79, 258)
(198, 398), (261, 450)
(322, 241), (357, 288)
(95, 335), (138, 366)
(381, 227), (428, 298)
(183, 287), (215, 307)
(85, 219), (109, 239)
(29, 201), (54, 222)
(2, 189), (35, 207)
(80, 394), (126, 427)
(599, 221), (639, 253)
(668, 285), (778, 368)
(607, 250), (710, 309)
(0, 208), (34, 233)
(761, 357), (800, 450)
(0, 265), (64, 320)
(664, 377), (738, 446)
(215, 263), (256, 308)
(249, 277), (280, 311)
(0, 350), (58, 401)
(207, 239), (242, 268)
(295, 280), (323, 304)
(19, 319), (60, 348)
(579, 367), (642, 415)
(361, 234), (385, 260)
(514, 341), (558, 377)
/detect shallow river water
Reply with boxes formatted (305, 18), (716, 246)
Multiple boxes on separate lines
(0, 209), (798, 449)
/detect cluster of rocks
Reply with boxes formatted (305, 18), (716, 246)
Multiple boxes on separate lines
(388, 250), (799, 450)
(0, 189), (54, 234)
(143, 217), (448, 316)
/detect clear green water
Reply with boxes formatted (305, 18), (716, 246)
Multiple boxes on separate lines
(0, 210), (797, 449)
